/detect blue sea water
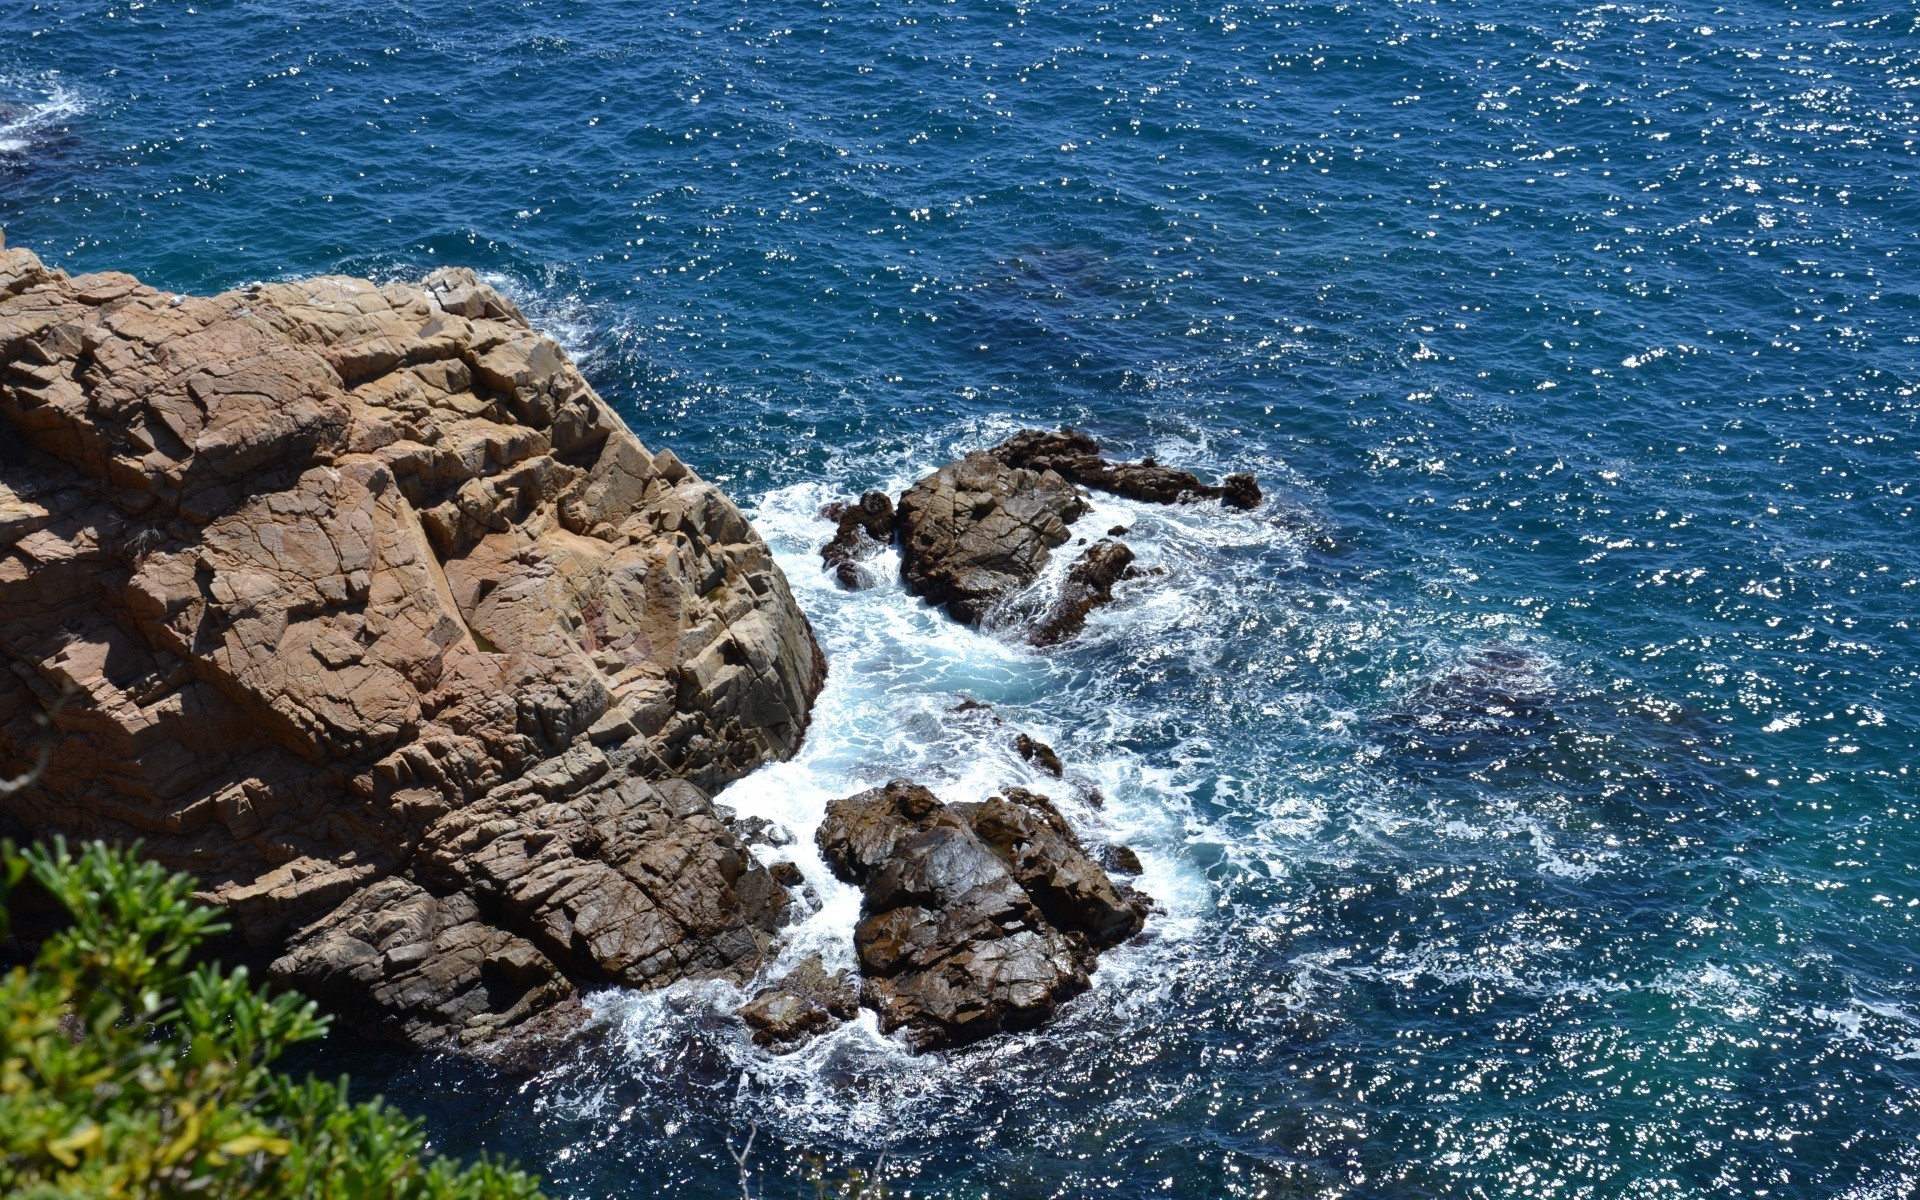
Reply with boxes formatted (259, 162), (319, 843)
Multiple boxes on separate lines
(5, 0), (1919, 1194)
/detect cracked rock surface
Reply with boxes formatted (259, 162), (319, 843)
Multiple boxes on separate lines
(0, 242), (825, 1061)
(816, 779), (1147, 1051)
(892, 429), (1258, 639)
(894, 451), (1088, 626)
(990, 427), (1261, 511)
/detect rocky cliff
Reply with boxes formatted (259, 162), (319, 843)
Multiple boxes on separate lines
(0, 240), (825, 1059)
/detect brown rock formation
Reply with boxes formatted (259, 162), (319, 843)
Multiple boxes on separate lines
(893, 451), (1087, 625)
(736, 954), (860, 1051)
(0, 241), (825, 1060)
(990, 428), (1261, 510)
(1030, 539), (1137, 647)
(819, 490), (894, 590)
(816, 779), (1146, 1051)
(892, 430), (1258, 639)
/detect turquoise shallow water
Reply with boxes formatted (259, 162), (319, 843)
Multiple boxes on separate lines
(5, 0), (1919, 1195)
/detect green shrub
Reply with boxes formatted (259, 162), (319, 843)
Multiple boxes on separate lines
(0, 839), (545, 1199)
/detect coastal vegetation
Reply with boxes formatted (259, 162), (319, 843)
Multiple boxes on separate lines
(0, 839), (544, 1199)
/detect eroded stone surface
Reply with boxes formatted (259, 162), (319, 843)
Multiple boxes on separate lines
(1031, 539), (1137, 647)
(990, 428), (1261, 510)
(894, 452), (1087, 625)
(0, 247), (826, 1059)
(819, 490), (894, 590)
(736, 953), (860, 1051)
(892, 430), (1258, 638)
(816, 779), (1147, 1051)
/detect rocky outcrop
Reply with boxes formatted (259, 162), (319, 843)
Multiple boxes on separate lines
(1031, 539), (1136, 647)
(1013, 732), (1063, 778)
(819, 490), (894, 590)
(0, 241), (825, 1059)
(736, 953), (860, 1051)
(991, 428), (1261, 510)
(893, 430), (1258, 638)
(894, 452), (1087, 625)
(816, 779), (1146, 1051)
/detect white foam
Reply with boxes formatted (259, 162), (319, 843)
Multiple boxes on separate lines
(0, 76), (86, 158)
(562, 439), (1304, 1137)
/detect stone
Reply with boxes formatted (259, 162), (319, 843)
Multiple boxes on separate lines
(949, 699), (1066, 780)
(735, 954), (860, 1051)
(1030, 539), (1136, 647)
(894, 452), (1087, 626)
(819, 490), (894, 590)
(891, 430), (1257, 638)
(816, 779), (1147, 1051)
(1098, 844), (1144, 876)
(1014, 733), (1064, 778)
(0, 248), (827, 1060)
(990, 428), (1261, 510)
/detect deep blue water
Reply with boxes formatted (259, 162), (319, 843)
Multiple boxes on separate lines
(5, 0), (1920, 1195)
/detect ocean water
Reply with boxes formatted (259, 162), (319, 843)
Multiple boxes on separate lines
(4, 0), (1918, 1195)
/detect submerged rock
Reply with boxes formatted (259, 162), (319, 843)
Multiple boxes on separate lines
(816, 779), (1147, 1051)
(819, 490), (894, 589)
(0, 246), (826, 1061)
(1389, 645), (1558, 742)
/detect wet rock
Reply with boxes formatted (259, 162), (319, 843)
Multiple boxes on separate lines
(820, 490), (894, 590)
(1097, 844), (1144, 876)
(894, 452), (1088, 625)
(768, 860), (806, 888)
(1014, 732), (1064, 778)
(990, 428), (1261, 510)
(949, 698), (1066, 779)
(893, 429), (1257, 638)
(725, 813), (796, 849)
(816, 779), (1147, 1051)
(0, 248), (826, 1059)
(737, 954), (860, 1051)
(1030, 539), (1136, 647)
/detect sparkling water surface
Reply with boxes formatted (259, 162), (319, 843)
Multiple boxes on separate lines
(4, 1), (1918, 1195)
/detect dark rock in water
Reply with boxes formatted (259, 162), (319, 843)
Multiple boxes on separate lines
(1219, 472), (1262, 511)
(1098, 844), (1145, 876)
(736, 954), (860, 1051)
(964, 787), (1147, 947)
(990, 428), (1261, 510)
(816, 779), (1147, 1051)
(1031, 539), (1136, 646)
(820, 490), (895, 589)
(895, 452), (1087, 624)
(1015, 732), (1065, 778)
(725, 813), (796, 849)
(892, 430), (1256, 638)
(768, 861), (806, 888)
(949, 698), (1067, 779)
